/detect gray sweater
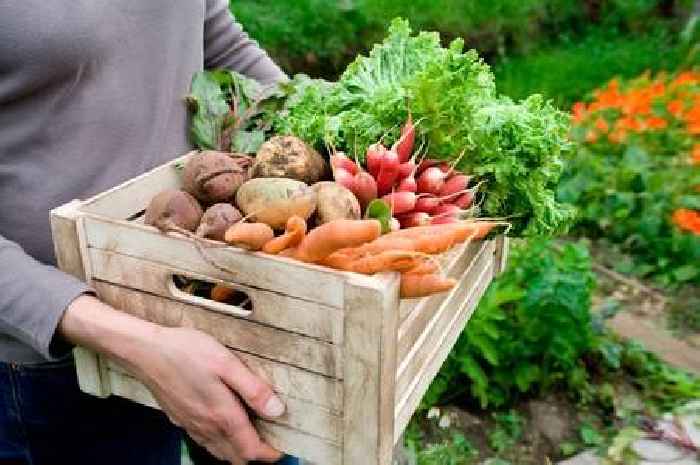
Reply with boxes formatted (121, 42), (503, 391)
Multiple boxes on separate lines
(0, 0), (285, 364)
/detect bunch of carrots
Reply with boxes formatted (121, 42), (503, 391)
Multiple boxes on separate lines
(218, 217), (498, 299)
(329, 114), (480, 228)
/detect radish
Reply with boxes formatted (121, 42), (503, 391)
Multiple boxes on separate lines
(393, 114), (415, 163)
(397, 212), (431, 228)
(414, 195), (442, 214)
(439, 174), (470, 197)
(382, 192), (417, 215)
(366, 143), (385, 178)
(376, 149), (400, 196)
(417, 159), (441, 175)
(453, 191), (475, 209)
(417, 167), (447, 194)
(398, 161), (416, 179)
(432, 204), (462, 217)
(430, 215), (459, 225)
(331, 153), (359, 175)
(397, 175), (417, 193)
(333, 167), (356, 192)
(352, 171), (378, 210)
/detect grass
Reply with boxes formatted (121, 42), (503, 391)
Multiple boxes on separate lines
(493, 26), (687, 107)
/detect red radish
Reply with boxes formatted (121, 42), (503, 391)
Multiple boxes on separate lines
(438, 162), (457, 177)
(389, 218), (401, 232)
(453, 192), (475, 209)
(366, 143), (385, 178)
(331, 154), (359, 175)
(439, 174), (470, 197)
(397, 212), (431, 228)
(376, 149), (400, 196)
(398, 161), (416, 179)
(417, 159), (441, 175)
(397, 175), (417, 192)
(417, 167), (447, 194)
(333, 167), (355, 192)
(432, 204), (462, 217)
(352, 171), (378, 210)
(382, 192), (418, 215)
(430, 215), (459, 225)
(414, 195), (442, 214)
(393, 114), (415, 163)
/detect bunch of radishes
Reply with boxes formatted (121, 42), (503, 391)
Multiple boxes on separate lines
(330, 115), (480, 229)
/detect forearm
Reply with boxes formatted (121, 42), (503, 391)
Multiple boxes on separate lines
(58, 295), (162, 378)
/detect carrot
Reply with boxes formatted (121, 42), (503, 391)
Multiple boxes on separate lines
(400, 274), (457, 299)
(336, 236), (418, 259)
(350, 251), (424, 275)
(262, 216), (308, 254)
(211, 284), (236, 303)
(294, 219), (382, 263)
(278, 247), (298, 258)
(224, 222), (274, 251)
(413, 232), (456, 254)
(404, 260), (440, 275)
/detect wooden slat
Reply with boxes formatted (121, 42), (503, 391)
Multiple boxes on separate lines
(94, 281), (342, 379)
(106, 348), (343, 414)
(89, 249), (343, 344)
(82, 214), (348, 308)
(79, 154), (189, 219)
(397, 241), (472, 324)
(397, 240), (493, 364)
(342, 273), (401, 465)
(104, 368), (342, 462)
(394, 258), (495, 441)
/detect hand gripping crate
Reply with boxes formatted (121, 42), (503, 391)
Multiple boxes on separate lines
(50, 152), (508, 465)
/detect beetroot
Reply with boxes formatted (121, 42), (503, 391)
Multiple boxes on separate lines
(183, 151), (252, 204)
(196, 203), (243, 241)
(145, 189), (204, 233)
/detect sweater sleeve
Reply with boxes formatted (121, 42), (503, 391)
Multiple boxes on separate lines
(0, 235), (91, 360)
(204, 0), (287, 85)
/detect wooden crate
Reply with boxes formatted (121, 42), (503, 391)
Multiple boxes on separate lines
(50, 153), (508, 465)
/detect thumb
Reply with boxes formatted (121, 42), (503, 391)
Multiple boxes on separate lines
(218, 353), (286, 419)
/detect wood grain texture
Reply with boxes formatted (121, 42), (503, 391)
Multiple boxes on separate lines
(82, 214), (347, 308)
(88, 249), (343, 344)
(394, 259), (495, 441)
(94, 281), (342, 378)
(342, 273), (401, 465)
(80, 153), (189, 219)
(50, 200), (88, 281)
(397, 241), (493, 364)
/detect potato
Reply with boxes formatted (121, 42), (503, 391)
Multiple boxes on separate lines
(252, 136), (329, 184)
(236, 178), (317, 229)
(145, 189), (203, 232)
(183, 151), (252, 204)
(312, 181), (361, 225)
(196, 203), (243, 241)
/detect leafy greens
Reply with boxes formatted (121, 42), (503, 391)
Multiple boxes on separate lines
(274, 19), (575, 236)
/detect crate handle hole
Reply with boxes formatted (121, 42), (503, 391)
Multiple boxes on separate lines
(169, 274), (254, 318)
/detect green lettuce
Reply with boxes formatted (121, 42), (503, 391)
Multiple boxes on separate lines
(275, 19), (575, 236)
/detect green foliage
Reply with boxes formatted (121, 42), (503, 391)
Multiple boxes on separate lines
(423, 238), (597, 408)
(276, 20), (575, 236)
(487, 411), (524, 453)
(411, 433), (478, 465)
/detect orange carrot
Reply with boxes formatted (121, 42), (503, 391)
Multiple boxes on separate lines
(413, 232), (456, 254)
(224, 223), (274, 251)
(336, 236), (418, 259)
(278, 247), (298, 258)
(262, 216), (308, 254)
(350, 251), (424, 275)
(211, 284), (235, 303)
(404, 259), (440, 275)
(400, 274), (457, 299)
(295, 219), (382, 263)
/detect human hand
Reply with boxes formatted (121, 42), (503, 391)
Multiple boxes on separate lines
(60, 296), (285, 464)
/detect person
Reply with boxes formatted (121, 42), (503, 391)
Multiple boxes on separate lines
(0, 1), (298, 464)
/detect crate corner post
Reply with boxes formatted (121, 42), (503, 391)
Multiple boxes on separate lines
(342, 273), (401, 465)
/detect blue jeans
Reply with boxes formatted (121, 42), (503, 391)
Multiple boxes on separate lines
(0, 355), (298, 465)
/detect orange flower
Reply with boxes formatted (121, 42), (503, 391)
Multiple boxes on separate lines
(671, 71), (700, 88)
(672, 209), (700, 235)
(644, 116), (668, 130)
(591, 79), (624, 111)
(667, 99), (684, 118)
(585, 129), (599, 143)
(594, 117), (609, 133)
(608, 128), (627, 144)
(693, 144), (700, 165)
(572, 102), (587, 123)
(616, 116), (642, 132)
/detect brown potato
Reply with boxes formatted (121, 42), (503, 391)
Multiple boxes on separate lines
(251, 136), (329, 184)
(312, 181), (361, 225)
(236, 178), (317, 230)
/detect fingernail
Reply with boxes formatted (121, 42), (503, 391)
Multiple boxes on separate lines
(263, 395), (285, 417)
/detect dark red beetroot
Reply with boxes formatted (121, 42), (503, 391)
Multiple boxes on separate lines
(196, 203), (243, 241)
(183, 151), (252, 204)
(145, 189), (204, 233)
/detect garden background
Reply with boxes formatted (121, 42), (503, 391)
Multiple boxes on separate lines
(224, 1), (700, 463)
